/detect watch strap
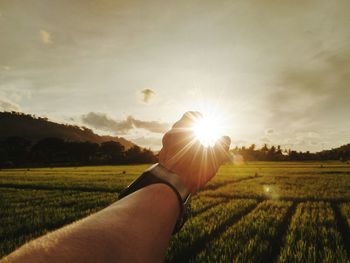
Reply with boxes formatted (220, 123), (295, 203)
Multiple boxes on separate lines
(143, 163), (190, 202)
(118, 163), (191, 234)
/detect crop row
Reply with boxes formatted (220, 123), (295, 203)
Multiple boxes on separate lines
(188, 195), (225, 215)
(0, 166), (147, 192)
(278, 202), (349, 263)
(193, 200), (292, 262)
(201, 164), (262, 190)
(201, 174), (350, 201)
(0, 164), (258, 194)
(165, 199), (258, 262)
(339, 202), (350, 230)
(0, 188), (116, 257)
(0, 174), (135, 193)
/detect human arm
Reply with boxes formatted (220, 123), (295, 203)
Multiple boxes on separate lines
(3, 184), (179, 263)
(2, 111), (230, 263)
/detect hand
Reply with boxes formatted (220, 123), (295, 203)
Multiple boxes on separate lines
(159, 111), (231, 193)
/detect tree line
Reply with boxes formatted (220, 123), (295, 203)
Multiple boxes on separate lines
(231, 143), (350, 162)
(0, 137), (157, 168)
(1, 137), (350, 168)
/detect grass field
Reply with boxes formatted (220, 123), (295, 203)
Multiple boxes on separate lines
(1, 162), (350, 262)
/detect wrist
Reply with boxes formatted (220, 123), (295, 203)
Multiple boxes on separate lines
(118, 163), (191, 233)
(147, 183), (181, 217)
(149, 163), (191, 201)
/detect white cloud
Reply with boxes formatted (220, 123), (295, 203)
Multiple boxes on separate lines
(81, 112), (170, 134)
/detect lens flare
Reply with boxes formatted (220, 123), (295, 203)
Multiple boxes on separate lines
(192, 114), (223, 147)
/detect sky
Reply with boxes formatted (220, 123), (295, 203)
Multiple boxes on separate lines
(0, 0), (349, 151)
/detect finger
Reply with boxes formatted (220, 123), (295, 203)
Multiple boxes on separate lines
(214, 136), (231, 163)
(162, 131), (171, 146)
(217, 136), (231, 151)
(172, 111), (202, 129)
(169, 112), (202, 142)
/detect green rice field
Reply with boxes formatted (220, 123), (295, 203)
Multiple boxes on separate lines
(1, 162), (350, 262)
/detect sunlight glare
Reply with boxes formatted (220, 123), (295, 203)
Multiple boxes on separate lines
(192, 114), (224, 147)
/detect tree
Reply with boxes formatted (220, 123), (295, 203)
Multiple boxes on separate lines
(261, 144), (269, 152)
(125, 146), (142, 163)
(67, 141), (99, 164)
(99, 141), (125, 163)
(139, 148), (157, 163)
(31, 138), (67, 164)
(0, 137), (31, 166)
(248, 144), (256, 151)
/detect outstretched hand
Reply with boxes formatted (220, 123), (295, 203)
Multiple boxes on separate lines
(159, 111), (231, 193)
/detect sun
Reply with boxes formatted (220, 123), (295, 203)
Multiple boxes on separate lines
(192, 114), (224, 147)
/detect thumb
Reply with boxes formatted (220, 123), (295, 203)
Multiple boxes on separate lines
(214, 136), (231, 164)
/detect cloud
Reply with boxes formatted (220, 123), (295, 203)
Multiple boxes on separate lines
(81, 112), (169, 134)
(39, 30), (53, 44)
(132, 117), (169, 133)
(141, 89), (155, 103)
(267, 48), (350, 130)
(0, 98), (20, 112)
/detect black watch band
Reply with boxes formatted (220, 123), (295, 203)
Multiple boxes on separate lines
(118, 163), (191, 234)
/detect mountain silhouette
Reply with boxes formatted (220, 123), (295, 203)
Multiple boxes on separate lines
(0, 111), (135, 149)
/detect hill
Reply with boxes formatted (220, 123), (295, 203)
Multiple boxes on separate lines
(0, 111), (135, 149)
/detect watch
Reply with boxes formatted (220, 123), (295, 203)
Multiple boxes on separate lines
(118, 163), (191, 233)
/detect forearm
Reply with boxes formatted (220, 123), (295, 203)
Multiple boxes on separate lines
(4, 184), (179, 263)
